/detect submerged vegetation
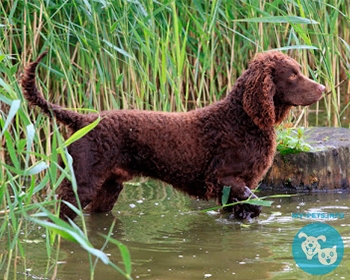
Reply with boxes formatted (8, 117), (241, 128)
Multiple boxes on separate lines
(0, 0), (349, 279)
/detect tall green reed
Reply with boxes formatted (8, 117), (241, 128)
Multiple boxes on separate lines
(2, 0), (349, 120)
(0, 44), (132, 279)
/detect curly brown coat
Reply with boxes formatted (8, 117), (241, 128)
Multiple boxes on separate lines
(21, 51), (325, 220)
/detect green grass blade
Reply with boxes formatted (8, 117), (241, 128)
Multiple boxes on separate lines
(57, 115), (100, 154)
(1, 99), (20, 136)
(234, 16), (319, 24)
(26, 161), (49, 175)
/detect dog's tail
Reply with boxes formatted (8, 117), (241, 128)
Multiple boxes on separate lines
(21, 51), (83, 129)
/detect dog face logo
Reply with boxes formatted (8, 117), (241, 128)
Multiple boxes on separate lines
(298, 232), (326, 260)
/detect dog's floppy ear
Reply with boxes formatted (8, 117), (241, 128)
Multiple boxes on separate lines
(298, 232), (308, 239)
(317, 235), (326, 242)
(242, 57), (276, 130)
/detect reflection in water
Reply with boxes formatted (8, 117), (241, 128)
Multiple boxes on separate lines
(3, 181), (350, 279)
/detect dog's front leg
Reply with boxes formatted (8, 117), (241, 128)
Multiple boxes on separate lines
(218, 177), (262, 220)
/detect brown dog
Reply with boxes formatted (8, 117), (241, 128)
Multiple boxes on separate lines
(21, 51), (325, 221)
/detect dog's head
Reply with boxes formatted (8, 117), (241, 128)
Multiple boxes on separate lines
(298, 232), (326, 260)
(242, 51), (325, 130)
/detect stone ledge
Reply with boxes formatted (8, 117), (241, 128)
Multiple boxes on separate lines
(261, 127), (350, 192)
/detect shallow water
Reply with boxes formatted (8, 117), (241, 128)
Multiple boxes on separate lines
(4, 181), (350, 279)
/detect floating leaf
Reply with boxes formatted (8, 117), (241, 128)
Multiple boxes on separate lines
(240, 224), (251, 228)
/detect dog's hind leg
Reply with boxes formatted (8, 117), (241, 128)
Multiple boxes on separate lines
(57, 178), (94, 221)
(87, 174), (125, 213)
(57, 165), (110, 220)
(86, 168), (131, 213)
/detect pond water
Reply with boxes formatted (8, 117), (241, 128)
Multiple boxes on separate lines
(3, 180), (350, 279)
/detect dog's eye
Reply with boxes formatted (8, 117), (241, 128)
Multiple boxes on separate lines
(289, 73), (297, 80)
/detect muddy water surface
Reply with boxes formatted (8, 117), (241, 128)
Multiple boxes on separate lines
(5, 181), (350, 279)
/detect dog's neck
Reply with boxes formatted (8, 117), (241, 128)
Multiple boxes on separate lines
(224, 86), (265, 130)
(273, 101), (292, 125)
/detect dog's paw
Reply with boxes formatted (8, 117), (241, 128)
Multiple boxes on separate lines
(230, 186), (262, 220)
(231, 202), (262, 220)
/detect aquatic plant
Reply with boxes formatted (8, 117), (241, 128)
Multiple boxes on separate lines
(277, 127), (313, 155)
